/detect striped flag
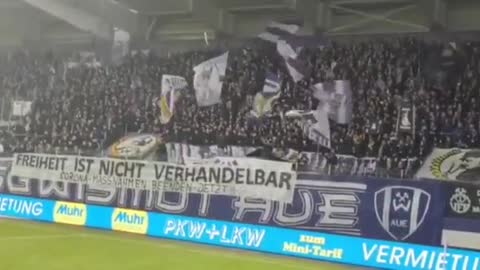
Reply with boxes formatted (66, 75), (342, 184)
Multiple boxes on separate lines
(258, 22), (300, 43)
(259, 22), (327, 83)
(285, 58), (308, 83)
(262, 71), (281, 94)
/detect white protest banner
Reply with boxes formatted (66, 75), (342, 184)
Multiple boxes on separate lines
(10, 153), (297, 202)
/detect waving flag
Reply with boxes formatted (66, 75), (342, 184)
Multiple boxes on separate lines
(276, 36), (307, 83)
(285, 58), (308, 83)
(112, 28), (130, 65)
(252, 71), (281, 117)
(277, 35), (327, 59)
(313, 80), (353, 124)
(276, 33), (326, 83)
(286, 110), (331, 148)
(262, 71), (281, 94)
(193, 52), (229, 107)
(159, 75), (187, 124)
(258, 21), (328, 83)
(258, 22), (300, 43)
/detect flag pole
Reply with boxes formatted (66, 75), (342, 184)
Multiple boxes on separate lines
(412, 104), (416, 139)
(0, 97), (4, 122)
(395, 104), (400, 139)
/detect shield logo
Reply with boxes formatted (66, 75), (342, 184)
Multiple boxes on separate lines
(374, 186), (431, 240)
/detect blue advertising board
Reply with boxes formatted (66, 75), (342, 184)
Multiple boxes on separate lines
(359, 179), (447, 245)
(0, 155), (445, 246)
(0, 193), (54, 221)
(1, 194), (479, 270)
(446, 182), (480, 219)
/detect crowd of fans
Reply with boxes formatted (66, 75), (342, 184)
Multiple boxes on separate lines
(0, 37), (478, 177)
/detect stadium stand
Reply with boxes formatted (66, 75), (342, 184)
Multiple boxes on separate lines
(0, 37), (475, 179)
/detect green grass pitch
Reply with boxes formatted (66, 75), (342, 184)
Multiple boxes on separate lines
(0, 218), (362, 270)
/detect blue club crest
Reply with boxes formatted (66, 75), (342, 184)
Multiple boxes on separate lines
(374, 186), (431, 240)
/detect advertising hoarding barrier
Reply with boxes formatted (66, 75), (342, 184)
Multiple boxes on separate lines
(0, 194), (479, 270)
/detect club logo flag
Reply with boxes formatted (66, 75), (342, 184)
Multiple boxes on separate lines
(416, 148), (480, 183)
(107, 133), (161, 159)
(160, 75), (187, 124)
(396, 100), (416, 135)
(193, 52), (229, 107)
(313, 80), (353, 124)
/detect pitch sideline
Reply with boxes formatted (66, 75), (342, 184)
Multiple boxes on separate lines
(1, 220), (362, 270)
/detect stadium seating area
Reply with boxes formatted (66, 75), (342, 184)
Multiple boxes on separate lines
(0, 37), (477, 178)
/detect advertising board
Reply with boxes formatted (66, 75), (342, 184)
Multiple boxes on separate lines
(359, 180), (446, 245)
(446, 182), (480, 219)
(0, 194), (52, 221)
(0, 194), (479, 270)
(111, 208), (149, 234)
(53, 201), (87, 226)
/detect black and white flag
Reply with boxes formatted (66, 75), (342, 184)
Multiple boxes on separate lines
(396, 101), (416, 135)
(259, 22), (327, 83)
(258, 22), (300, 43)
(286, 110), (331, 148)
